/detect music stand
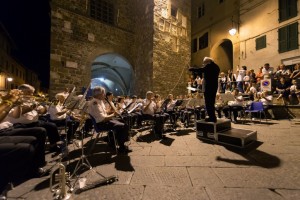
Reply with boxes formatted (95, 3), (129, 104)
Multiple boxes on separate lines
(70, 97), (117, 193)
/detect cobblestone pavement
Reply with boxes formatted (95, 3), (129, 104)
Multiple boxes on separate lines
(6, 119), (300, 200)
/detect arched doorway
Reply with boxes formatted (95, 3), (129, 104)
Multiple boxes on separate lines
(91, 53), (134, 96)
(211, 39), (233, 73)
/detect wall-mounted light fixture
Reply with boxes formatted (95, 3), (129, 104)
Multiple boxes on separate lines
(7, 77), (13, 82)
(229, 16), (238, 36)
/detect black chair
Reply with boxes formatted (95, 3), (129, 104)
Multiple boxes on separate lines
(88, 115), (118, 154)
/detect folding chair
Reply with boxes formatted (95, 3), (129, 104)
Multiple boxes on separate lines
(88, 115), (118, 154)
(244, 101), (266, 123)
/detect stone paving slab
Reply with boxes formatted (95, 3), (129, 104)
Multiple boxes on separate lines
(165, 155), (250, 168)
(213, 167), (299, 189)
(275, 189), (300, 200)
(205, 187), (284, 200)
(142, 185), (209, 200)
(130, 167), (191, 186)
(129, 155), (165, 167)
(187, 167), (224, 187)
(73, 185), (144, 200)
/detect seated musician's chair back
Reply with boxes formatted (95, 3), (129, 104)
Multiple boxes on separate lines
(88, 115), (118, 154)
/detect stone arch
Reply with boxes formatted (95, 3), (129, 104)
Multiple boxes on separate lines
(90, 53), (134, 96)
(210, 39), (233, 73)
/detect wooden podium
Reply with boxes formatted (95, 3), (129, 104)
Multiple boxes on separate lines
(196, 119), (257, 148)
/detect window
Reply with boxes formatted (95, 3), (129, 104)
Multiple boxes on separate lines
(90, 0), (114, 25)
(199, 32), (208, 50)
(192, 38), (198, 53)
(171, 6), (177, 18)
(197, 4), (205, 18)
(256, 35), (266, 50)
(278, 22), (298, 53)
(279, 0), (297, 22)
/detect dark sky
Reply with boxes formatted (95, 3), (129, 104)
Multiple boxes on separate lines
(0, 0), (50, 89)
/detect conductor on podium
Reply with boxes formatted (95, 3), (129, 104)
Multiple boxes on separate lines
(189, 57), (220, 122)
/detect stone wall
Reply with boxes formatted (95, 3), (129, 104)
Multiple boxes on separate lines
(50, 0), (136, 97)
(153, 0), (191, 98)
(132, 0), (154, 97)
(50, 0), (192, 98)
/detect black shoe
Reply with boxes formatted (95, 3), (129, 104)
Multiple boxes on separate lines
(232, 119), (238, 124)
(34, 168), (51, 178)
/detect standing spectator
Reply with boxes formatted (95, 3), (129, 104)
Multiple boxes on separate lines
(236, 65), (247, 93)
(219, 72), (227, 93)
(227, 69), (236, 91)
(256, 66), (264, 83)
(262, 63), (274, 77)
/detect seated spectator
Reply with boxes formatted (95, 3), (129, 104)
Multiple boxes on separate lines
(276, 77), (291, 104)
(290, 63), (300, 80)
(289, 79), (300, 105)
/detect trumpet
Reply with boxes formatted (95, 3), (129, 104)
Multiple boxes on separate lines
(50, 162), (72, 200)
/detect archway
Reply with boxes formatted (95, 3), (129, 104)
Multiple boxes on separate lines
(91, 53), (134, 96)
(211, 39), (233, 73)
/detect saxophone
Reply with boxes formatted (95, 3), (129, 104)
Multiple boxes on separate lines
(50, 162), (72, 200)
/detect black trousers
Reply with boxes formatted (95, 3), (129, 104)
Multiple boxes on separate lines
(0, 127), (46, 167)
(204, 91), (217, 122)
(96, 118), (129, 148)
(50, 119), (80, 141)
(0, 136), (38, 191)
(14, 120), (60, 145)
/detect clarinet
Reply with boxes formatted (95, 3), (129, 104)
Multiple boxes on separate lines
(104, 97), (124, 120)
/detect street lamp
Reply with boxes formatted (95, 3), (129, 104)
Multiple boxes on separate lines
(7, 77), (13, 90)
(229, 28), (237, 36)
(229, 16), (238, 36)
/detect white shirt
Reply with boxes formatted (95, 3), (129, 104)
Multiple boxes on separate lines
(88, 98), (107, 123)
(5, 103), (39, 124)
(0, 122), (13, 130)
(236, 70), (246, 81)
(142, 99), (157, 115)
(260, 95), (273, 105)
(48, 103), (66, 120)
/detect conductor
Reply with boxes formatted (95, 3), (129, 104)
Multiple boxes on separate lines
(189, 57), (220, 122)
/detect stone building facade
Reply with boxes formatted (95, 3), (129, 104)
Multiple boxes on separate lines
(50, 0), (191, 98)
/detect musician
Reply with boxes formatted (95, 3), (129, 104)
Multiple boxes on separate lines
(0, 90), (48, 194)
(116, 96), (127, 114)
(222, 89), (244, 123)
(137, 91), (165, 138)
(88, 86), (130, 153)
(215, 93), (225, 119)
(4, 84), (61, 152)
(124, 95), (141, 127)
(48, 93), (80, 143)
(105, 92), (117, 115)
(189, 57), (220, 122)
(165, 94), (178, 126)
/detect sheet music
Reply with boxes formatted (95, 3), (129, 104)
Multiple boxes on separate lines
(193, 98), (205, 107)
(220, 93), (235, 102)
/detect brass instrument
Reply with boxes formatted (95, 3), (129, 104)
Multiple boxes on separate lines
(50, 162), (72, 200)
(104, 97), (124, 119)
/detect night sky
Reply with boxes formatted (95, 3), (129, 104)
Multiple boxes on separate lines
(0, 0), (50, 89)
